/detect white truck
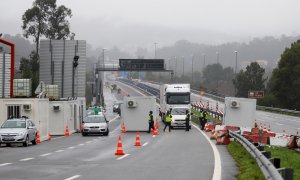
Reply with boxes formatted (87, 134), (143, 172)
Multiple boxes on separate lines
(159, 84), (191, 128)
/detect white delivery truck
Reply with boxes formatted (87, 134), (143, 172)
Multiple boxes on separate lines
(159, 84), (191, 128)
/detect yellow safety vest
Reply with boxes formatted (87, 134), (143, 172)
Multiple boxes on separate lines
(165, 115), (172, 123)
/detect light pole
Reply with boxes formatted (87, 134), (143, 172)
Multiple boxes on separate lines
(216, 51), (219, 64)
(154, 42), (157, 59)
(234, 51), (238, 74)
(191, 54), (194, 85)
(182, 56), (185, 81)
(202, 53), (206, 71)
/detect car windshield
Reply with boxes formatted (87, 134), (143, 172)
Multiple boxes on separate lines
(1, 120), (26, 128)
(166, 93), (190, 104)
(171, 108), (188, 115)
(84, 116), (106, 123)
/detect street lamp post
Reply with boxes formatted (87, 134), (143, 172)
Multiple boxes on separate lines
(191, 54), (194, 85)
(234, 51), (238, 74)
(182, 56), (185, 81)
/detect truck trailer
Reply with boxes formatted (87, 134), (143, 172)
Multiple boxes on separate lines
(159, 84), (191, 128)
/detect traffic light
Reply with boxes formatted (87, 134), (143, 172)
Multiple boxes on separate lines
(73, 55), (79, 68)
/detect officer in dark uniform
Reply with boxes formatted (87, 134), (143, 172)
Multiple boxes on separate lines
(148, 111), (154, 133)
(185, 110), (190, 131)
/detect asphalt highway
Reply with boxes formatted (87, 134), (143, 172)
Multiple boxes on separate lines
(0, 80), (237, 180)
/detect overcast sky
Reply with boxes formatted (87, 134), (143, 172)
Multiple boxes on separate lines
(1, 0), (300, 51)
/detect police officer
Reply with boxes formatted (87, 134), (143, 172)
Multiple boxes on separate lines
(148, 111), (154, 133)
(198, 109), (203, 129)
(185, 110), (190, 131)
(164, 111), (172, 132)
(201, 111), (208, 130)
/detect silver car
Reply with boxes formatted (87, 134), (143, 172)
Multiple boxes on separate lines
(0, 117), (37, 147)
(81, 115), (109, 136)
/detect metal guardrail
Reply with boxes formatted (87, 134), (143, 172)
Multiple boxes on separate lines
(257, 105), (300, 116)
(229, 130), (284, 180)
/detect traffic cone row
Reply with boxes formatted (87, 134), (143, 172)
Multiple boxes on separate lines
(263, 124), (267, 132)
(267, 125), (271, 133)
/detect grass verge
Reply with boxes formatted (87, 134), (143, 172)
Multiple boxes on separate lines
(227, 140), (265, 180)
(265, 146), (300, 179)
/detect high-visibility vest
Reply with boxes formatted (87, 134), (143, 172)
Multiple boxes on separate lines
(149, 114), (153, 123)
(165, 115), (172, 123)
(199, 112), (203, 118)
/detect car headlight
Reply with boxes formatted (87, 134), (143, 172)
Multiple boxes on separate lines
(19, 132), (25, 136)
(100, 125), (106, 129)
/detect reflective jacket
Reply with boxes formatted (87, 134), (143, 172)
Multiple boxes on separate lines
(149, 114), (153, 123)
(165, 115), (172, 123)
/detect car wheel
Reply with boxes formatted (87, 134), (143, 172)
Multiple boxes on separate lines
(82, 133), (87, 136)
(32, 137), (37, 145)
(104, 128), (109, 136)
(23, 136), (29, 147)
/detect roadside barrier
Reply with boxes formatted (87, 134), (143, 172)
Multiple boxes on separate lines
(134, 132), (141, 146)
(65, 125), (70, 137)
(229, 130), (292, 180)
(115, 136), (125, 155)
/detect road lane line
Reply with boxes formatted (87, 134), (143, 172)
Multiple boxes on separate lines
(56, 150), (64, 153)
(78, 143), (84, 146)
(142, 142), (149, 147)
(19, 158), (34, 162)
(109, 115), (120, 124)
(68, 146), (75, 149)
(117, 154), (130, 160)
(192, 123), (221, 180)
(0, 163), (12, 167)
(276, 123), (284, 126)
(64, 175), (81, 180)
(51, 136), (64, 140)
(86, 141), (92, 144)
(40, 153), (52, 157)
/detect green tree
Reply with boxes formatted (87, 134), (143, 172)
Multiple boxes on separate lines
(46, 5), (72, 39)
(22, 0), (56, 54)
(22, 0), (72, 53)
(269, 40), (300, 110)
(233, 62), (266, 97)
(19, 51), (40, 96)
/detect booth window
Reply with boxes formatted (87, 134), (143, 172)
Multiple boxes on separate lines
(7, 105), (21, 119)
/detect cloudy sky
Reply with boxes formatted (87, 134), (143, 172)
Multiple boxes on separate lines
(1, 0), (300, 51)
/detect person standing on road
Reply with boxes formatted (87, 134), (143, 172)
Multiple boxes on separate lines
(148, 111), (154, 133)
(164, 111), (172, 132)
(185, 110), (190, 131)
(198, 109), (203, 129)
(201, 111), (208, 130)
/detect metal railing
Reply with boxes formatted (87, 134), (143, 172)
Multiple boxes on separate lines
(229, 130), (284, 180)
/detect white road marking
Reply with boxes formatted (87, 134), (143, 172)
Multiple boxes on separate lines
(78, 143), (84, 146)
(0, 163), (12, 167)
(19, 158), (34, 162)
(64, 175), (81, 180)
(40, 153), (52, 157)
(117, 154), (130, 160)
(192, 123), (221, 180)
(68, 146), (75, 149)
(276, 123), (284, 126)
(142, 142), (149, 147)
(86, 141), (92, 144)
(152, 135), (156, 138)
(51, 136), (64, 140)
(109, 115), (120, 124)
(56, 150), (64, 153)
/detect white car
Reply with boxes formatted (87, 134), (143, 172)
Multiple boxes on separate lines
(81, 115), (109, 136)
(0, 117), (37, 147)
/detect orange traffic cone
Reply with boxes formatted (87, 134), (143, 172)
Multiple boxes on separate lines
(134, 132), (141, 146)
(121, 122), (126, 133)
(267, 125), (271, 133)
(259, 123), (263, 130)
(254, 119), (257, 128)
(115, 136), (125, 155)
(36, 130), (41, 144)
(263, 124), (267, 132)
(216, 133), (222, 145)
(221, 134), (231, 145)
(65, 125), (70, 137)
(210, 129), (216, 139)
(47, 133), (51, 141)
(155, 118), (159, 129)
(152, 126), (159, 135)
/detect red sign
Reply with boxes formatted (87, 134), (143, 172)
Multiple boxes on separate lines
(248, 91), (264, 98)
